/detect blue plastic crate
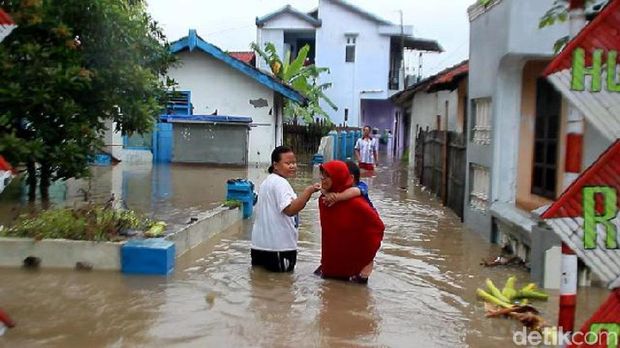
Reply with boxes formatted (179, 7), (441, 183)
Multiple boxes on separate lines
(121, 238), (175, 275)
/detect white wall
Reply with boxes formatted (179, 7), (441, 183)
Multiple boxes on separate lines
(257, 29), (284, 72)
(407, 89), (459, 166)
(316, 0), (392, 126)
(168, 51), (278, 165)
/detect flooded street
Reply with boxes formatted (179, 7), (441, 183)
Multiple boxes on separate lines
(0, 163), (609, 347)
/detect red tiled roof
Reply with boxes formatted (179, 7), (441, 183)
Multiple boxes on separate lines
(0, 8), (14, 25)
(568, 289), (620, 347)
(544, 0), (620, 76)
(427, 61), (469, 92)
(228, 51), (255, 65)
(541, 139), (620, 219)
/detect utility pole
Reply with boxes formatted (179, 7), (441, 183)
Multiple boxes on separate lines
(558, 0), (586, 336)
(399, 9), (405, 89)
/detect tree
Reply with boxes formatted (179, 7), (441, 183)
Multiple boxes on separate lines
(251, 42), (337, 124)
(539, 0), (609, 53)
(0, 0), (175, 202)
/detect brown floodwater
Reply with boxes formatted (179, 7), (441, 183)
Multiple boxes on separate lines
(0, 162), (610, 347)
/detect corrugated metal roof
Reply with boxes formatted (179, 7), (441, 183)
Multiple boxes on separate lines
(427, 61), (469, 92)
(542, 139), (620, 219)
(542, 140), (620, 286)
(544, 0), (620, 141)
(568, 289), (620, 347)
(390, 60), (468, 104)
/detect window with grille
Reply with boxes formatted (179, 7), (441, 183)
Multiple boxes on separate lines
(166, 91), (192, 115)
(470, 164), (490, 212)
(345, 35), (356, 63)
(471, 98), (491, 145)
(531, 78), (561, 199)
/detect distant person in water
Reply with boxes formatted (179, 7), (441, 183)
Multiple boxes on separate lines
(315, 160), (384, 284)
(355, 125), (379, 171)
(251, 146), (321, 273)
(322, 160), (375, 210)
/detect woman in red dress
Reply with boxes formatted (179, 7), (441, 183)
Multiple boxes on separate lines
(315, 160), (384, 284)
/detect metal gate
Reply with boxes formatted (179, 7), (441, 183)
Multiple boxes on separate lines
(172, 123), (248, 165)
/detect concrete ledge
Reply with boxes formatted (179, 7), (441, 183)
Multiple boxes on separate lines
(0, 238), (122, 270)
(165, 206), (242, 257)
(0, 206), (243, 271)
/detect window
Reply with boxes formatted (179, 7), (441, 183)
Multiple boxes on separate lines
(345, 35), (356, 63)
(470, 164), (490, 212)
(166, 91), (191, 115)
(531, 78), (561, 199)
(471, 98), (491, 145)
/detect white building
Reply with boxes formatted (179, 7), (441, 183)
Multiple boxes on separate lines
(256, 0), (441, 142)
(464, 0), (613, 287)
(103, 29), (306, 166)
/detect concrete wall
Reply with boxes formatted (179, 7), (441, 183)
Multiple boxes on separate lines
(0, 207), (242, 270)
(405, 87), (462, 168)
(316, 0), (392, 126)
(101, 120), (153, 164)
(169, 51), (278, 165)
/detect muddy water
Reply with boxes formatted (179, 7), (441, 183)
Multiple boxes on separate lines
(0, 163), (609, 347)
(0, 163), (250, 230)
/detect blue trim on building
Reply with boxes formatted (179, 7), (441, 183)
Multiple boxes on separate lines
(160, 114), (253, 124)
(170, 30), (307, 105)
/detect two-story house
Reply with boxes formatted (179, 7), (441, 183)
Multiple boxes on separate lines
(256, 0), (441, 155)
(464, 0), (613, 288)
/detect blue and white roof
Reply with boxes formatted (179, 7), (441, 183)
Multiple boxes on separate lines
(170, 30), (307, 105)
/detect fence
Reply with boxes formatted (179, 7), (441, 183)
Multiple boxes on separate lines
(415, 128), (466, 220)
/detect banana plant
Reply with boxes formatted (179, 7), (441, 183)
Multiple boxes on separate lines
(251, 42), (337, 123)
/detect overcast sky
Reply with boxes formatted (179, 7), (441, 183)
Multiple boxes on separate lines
(146, 0), (474, 77)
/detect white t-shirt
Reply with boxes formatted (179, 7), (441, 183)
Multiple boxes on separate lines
(355, 137), (377, 164)
(251, 173), (298, 251)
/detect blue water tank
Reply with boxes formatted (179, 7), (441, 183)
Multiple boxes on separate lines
(226, 179), (255, 219)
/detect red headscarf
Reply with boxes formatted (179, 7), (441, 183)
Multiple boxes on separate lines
(318, 160), (384, 278)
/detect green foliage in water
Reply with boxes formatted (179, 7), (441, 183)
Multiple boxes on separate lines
(223, 199), (242, 209)
(0, 205), (153, 241)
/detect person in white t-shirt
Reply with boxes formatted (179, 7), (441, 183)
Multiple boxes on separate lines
(251, 146), (321, 272)
(354, 125), (379, 171)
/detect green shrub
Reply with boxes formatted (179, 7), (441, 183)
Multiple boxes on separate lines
(223, 199), (242, 209)
(0, 205), (154, 241)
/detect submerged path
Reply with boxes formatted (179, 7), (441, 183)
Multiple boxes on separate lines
(0, 163), (608, 347)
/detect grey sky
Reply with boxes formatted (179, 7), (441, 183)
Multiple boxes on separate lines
(146, 0), (474, 77)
